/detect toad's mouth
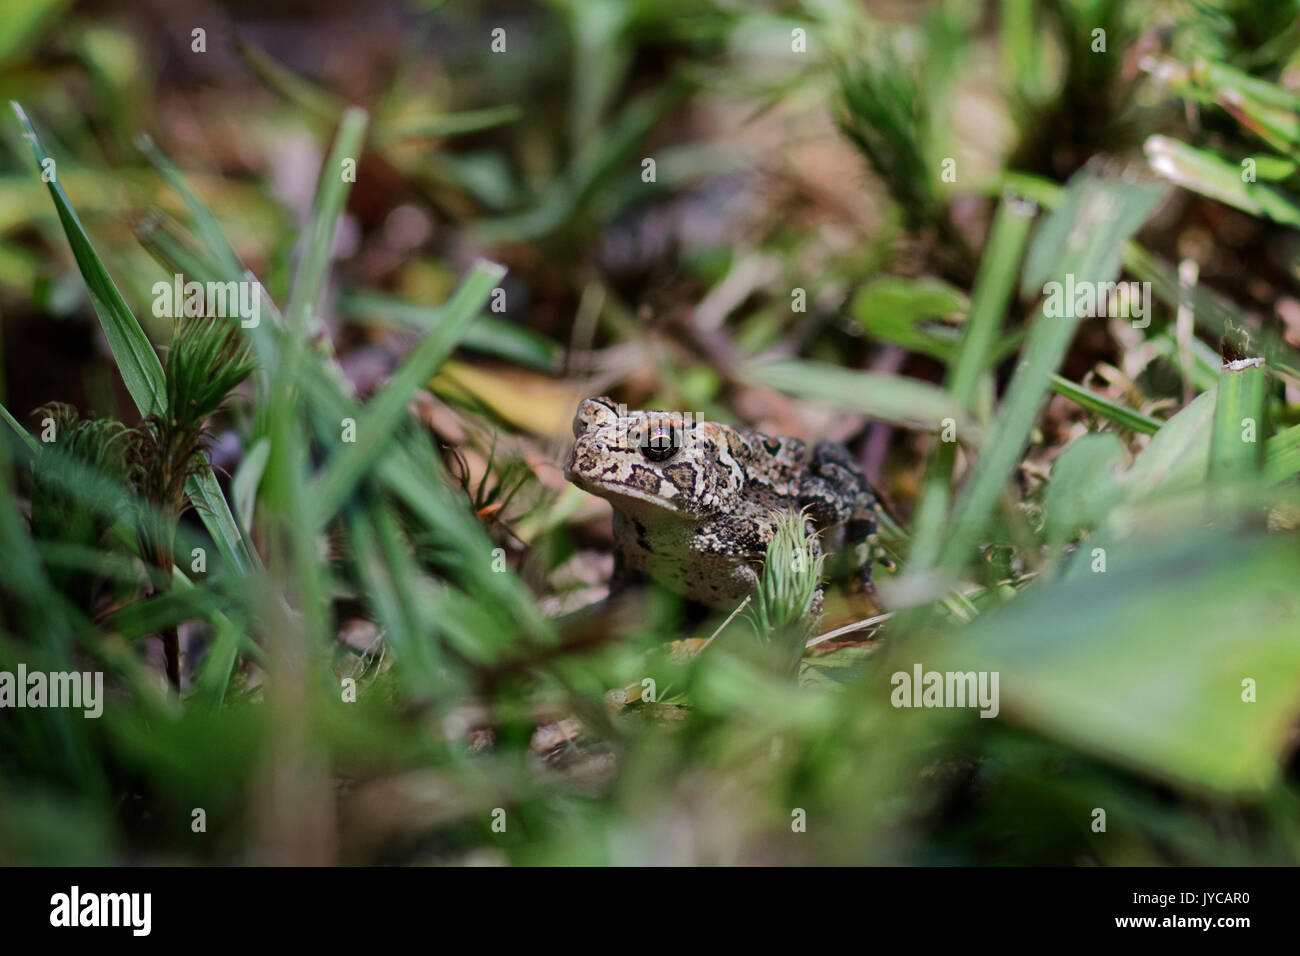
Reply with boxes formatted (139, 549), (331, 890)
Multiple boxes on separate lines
(566, 468), (682, 513)
(564, 447), (690, 515)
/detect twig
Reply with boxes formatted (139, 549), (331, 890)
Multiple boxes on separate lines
(805, 611), (894, 649)
(699, 595), (752, 652)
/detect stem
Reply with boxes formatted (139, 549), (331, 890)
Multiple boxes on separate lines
(146, 517), (181, 688)
(163, 625), (181, 688)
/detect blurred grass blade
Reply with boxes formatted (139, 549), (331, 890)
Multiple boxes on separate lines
(314, 259), (504, 520)
(231, 436), (270, 534)
(135, 132), (245, 278)
(286, 105), (368, 334)
(1145, 135), (1300, 227)
(1124, 244), (1300, 385)
(261, 110), (371, 652)
(11, 101), (166, 416)
(0, 0), (70, 70)
(948, 196), (1036, 410)
(1266, 423), (1300, 482)
(474, 81), (688, 242)
(1002, 169), (1300, 384)
(375, 105), (522, 145)
(943, 171), (1166, 571)
(908, 194), (1035, 575)
(341, 289), (561, 372)
(347, 504), (452, 698)
(236, 39), (344, 128)
(745, 359), (966, 434)
(1147, 57), (1300, 155)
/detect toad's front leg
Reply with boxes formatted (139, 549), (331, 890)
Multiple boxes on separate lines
(693, 511), (827, 621)
(798, 442), (891, 596)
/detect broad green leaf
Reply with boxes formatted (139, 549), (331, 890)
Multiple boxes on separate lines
(1043, 432), (1127, 549)
(850, 276), (968, 362)
(949, 526), (1300, 794)
(1123, 388), (1216, 500)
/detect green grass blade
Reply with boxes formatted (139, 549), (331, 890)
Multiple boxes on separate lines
(1049, 375), (1162, 435)
(1001, 169), (1300, 384)
(1210, 356), (1268, 482)
(346, 504), (452, 699)
(474, 81), (687, 242)
(14, 102), (258, 576)
(0, 400), (40, 454)
(185, 468), (258, 575)
(11, 101), (166, 417)
(231, 436), (270, 534)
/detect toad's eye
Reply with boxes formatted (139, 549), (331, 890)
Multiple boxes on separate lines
(639, 421), (678, 462)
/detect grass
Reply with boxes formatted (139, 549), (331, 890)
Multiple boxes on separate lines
(1, 0), (1300, 866)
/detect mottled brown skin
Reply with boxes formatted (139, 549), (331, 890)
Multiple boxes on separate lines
(563, 396), (886, 610)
